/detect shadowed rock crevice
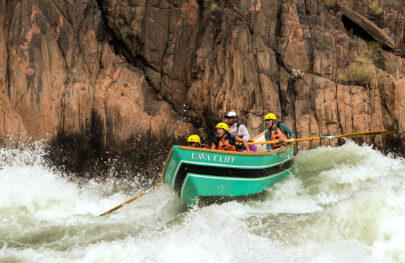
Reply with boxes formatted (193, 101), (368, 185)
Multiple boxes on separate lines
(94, 0), (137, 66)
(338, 2), (396, 50)
(95, 0), (199, 123)
(342, 15), (375, 42)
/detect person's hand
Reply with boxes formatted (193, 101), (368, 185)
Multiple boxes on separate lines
(279, 139), (284, 144)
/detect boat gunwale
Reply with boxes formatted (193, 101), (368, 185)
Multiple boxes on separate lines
(178, 144), (294, 156)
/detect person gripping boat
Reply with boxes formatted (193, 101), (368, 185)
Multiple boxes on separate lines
(225, 111), (250, 141)
(225, 111), (257, 152)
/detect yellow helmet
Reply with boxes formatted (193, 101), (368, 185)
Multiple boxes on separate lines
(187, 134), (201, 144)
(215, 122), (229, 132)
(264, 113), (277, 121)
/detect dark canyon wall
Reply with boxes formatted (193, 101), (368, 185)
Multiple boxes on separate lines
(0, 0), (404, 164)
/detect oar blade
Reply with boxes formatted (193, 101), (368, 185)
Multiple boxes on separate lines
(98, 182), (164, 217)
(99, 205), (123, 217)
(336, 129), (396, 139)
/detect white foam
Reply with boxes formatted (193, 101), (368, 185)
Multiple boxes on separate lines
(1, 142), (405, 262)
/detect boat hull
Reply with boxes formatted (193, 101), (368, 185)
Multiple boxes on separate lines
(162, 145), (294, 206)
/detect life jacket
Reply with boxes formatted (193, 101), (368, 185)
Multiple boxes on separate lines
(213, 133), (237, 151)
(270, 123), (288, 149)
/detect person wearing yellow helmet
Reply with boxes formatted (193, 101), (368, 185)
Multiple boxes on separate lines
(186, 134), (209, 148)
(264, 113), (296, 151)
(211, 122), (250, 152)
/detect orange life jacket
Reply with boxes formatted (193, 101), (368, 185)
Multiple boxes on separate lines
(270, 127), (288, 148)
(216, 134), (237, 151)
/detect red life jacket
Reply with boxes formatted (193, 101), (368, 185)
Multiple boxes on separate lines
(270, 127), (288, 148)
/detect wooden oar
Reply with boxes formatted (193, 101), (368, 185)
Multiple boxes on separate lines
(248, 129), (397, 145)
(99, 182), (164, 216)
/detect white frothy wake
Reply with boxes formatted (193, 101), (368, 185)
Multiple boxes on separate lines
(1, 141), (405, 262)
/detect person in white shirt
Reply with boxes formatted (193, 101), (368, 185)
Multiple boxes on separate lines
(224, 111), (255, 153)
(225, 111), (250, 141)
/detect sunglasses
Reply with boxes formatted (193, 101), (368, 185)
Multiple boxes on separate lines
(265, 119), (273, 122)
(187, 142), (197, 146)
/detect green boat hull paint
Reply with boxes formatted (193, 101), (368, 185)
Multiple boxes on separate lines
(180, 169), (291, 206)
(162, 145), (294, 206)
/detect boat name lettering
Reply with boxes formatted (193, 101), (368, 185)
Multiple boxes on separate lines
(191, 152), (211, 161)
(167, 159), (177, 176)
(213, 154), (235, 163)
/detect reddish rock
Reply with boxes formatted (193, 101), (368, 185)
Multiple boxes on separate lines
(394, 79), (405, 132)
(0, 0), (404, 158)
(278, 0), (309, 72)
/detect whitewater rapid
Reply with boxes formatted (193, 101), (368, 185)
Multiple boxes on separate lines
(1, 141), (405, 262)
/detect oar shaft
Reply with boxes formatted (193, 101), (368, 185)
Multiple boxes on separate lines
(248, 129), (396, 145)
(99, 182), (164, 216)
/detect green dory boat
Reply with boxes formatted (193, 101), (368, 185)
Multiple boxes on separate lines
(162, 145), (295, 206)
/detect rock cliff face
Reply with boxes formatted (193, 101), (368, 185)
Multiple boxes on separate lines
(0, 0), (404, 165)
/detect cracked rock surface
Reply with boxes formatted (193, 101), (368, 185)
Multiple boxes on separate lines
(0, 0), (404, 156)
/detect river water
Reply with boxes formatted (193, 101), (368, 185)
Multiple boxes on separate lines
(1, 141), (405, 263)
